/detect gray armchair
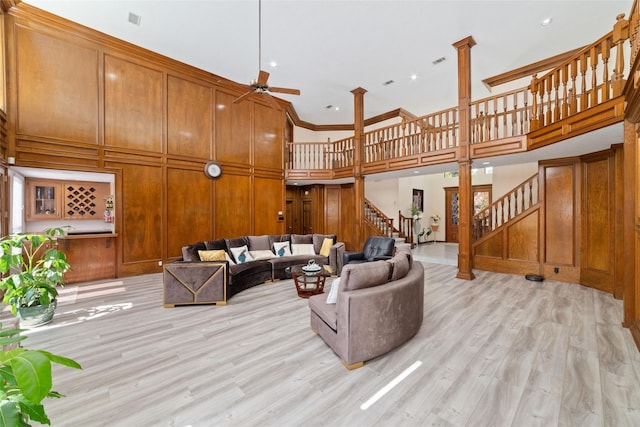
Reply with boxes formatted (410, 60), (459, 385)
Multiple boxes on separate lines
(342, 236), (395, 266)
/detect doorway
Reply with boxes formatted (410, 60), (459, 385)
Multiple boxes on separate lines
(444, 185), (492, 243)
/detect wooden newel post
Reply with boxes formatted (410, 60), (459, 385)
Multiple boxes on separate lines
(613, 13), (629, 97)
(352, 87), (367, 250)
(453, 35), (476, 281)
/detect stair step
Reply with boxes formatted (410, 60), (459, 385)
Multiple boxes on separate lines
(392, 232), (400, 238)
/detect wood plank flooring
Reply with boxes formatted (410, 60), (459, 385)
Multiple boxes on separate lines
(16, 263), (640, 426)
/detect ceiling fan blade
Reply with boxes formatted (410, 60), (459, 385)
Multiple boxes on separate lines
(233, 90), (256, 104)
(269, 87), (301, 95)
(257, 70), (270, 86)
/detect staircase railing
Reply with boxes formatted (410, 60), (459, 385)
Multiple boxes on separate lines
(364, 199), (395, 237)
(470, 86), (531, 144)
(530, 15), (628, 131)
(363, 106), (459, 163)
(286, 136), (355, 170)
(473, 173), (539, 241)
(397, 211), (415, 248)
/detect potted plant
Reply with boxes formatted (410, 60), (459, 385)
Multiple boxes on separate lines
(0, 321), (81, 426)
(0, 228), (70, 327)
(430, 214), (441, 232)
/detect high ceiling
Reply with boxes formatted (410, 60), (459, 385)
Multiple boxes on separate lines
(25, 0), (632, 126)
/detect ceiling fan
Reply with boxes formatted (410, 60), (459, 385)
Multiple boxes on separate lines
(233, 0), (300, 109)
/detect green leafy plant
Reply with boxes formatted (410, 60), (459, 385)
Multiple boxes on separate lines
(0, 228), (70, 315)
(0, 322), (81, 426)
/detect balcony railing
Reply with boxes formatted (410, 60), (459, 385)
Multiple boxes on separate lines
(286, 14), (628, 174)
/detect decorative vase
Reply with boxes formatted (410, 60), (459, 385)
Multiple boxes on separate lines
(17, 299), (57, 327)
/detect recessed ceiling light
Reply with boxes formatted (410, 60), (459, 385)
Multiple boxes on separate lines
(413, 170), (420, 174)
(541, 17), (552, 26)
(335, 106), (340, 111)
(410, 74), (417, 80)
(269, 60), (277, 67)
(482, 161), (490, 165)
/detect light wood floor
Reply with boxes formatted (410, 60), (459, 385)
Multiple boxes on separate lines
(19, 263), (640, 427)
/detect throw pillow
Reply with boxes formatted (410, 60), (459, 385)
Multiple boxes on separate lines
(319, 238), (333, 257)
(198, 249), (226, 262)
(249, 250), (275, 260)
(230, 245), (254, 264)
(325, 277), (340, 304)
(273, 241), (292, 257)
(291, 243), (315, 256)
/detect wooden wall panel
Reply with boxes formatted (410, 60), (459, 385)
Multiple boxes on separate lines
(340, 184), (355, 250)
(167, 76), (212, 159)
(475, 232), (503, 258)
(325, 185), (341, 236)
(507, 211), (539, 261)
(166, 167), (212, 259)
(121, 163), (162, 264)
(215, 91), (251, 164)
(544, 163), (577, 266)
(15, 25), (98, 143)
(104, 55), (162, 152)
(581, 153), (615, 293)
(254, 103), (282, 170)
(253, 177), (284, 235)
(5, 5), (287, 278)
(214, 173), (252, 238)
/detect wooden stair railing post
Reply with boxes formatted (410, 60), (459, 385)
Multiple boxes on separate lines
(613, 13), (629, 96)
(453, 35), (476, 281)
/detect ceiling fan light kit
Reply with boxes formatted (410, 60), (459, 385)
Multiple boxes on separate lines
(233, 0), (300, 107)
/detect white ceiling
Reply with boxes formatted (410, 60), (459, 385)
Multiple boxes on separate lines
(24, 0), (633, 126)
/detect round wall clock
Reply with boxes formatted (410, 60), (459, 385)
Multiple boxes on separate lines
(204, 161), (222, 178)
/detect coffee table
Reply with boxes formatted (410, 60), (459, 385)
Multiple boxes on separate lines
(288, 264), (333, 298)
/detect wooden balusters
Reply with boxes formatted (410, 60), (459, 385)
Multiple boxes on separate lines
(470, 87), (531, 143)
(472, 173), (538, 241)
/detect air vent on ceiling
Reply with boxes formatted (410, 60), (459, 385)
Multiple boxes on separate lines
(128, 12), (142, 26)
(382, 80), (395, 86)
(432, 57), (446, 65)
(325, 105), (333, 109)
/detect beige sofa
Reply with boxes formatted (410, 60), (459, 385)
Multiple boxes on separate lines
(308, 248), (424, 369)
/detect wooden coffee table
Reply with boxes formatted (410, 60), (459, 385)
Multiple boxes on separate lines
(289, 264), (333, 298)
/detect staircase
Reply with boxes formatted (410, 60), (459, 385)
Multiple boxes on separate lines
(472, 173), (539, 242)
(364, 198), (414, 247)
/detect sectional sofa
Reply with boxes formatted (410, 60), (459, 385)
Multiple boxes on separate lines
(308, 247), (424, 369)
(163, 233), (345, 307)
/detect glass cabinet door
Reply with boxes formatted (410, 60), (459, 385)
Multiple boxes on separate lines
(26, 180), (62, 220)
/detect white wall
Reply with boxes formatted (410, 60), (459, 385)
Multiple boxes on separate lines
(364, 163), (537, 240)
(492, 162), (538, 199)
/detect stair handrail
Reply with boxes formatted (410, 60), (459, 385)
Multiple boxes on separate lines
(473, 172), (539, 241)
(364, 198), (395, 237)
(530, 14), (629, 130)
(397, 210), (415, 248)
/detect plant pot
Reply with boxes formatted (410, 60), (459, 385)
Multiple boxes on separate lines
(17, 299), (57, 327)
(431, 224), (440, 232)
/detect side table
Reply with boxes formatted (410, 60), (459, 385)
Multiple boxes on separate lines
(288, 264), (333, 298)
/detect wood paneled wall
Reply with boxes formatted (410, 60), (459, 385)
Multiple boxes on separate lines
(474, 150), (622, 294)
(4, 4), (286, 276)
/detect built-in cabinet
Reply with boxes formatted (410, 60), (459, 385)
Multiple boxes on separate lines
(26, 178), (110, 221)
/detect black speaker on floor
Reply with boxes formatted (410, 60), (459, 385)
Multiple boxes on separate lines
(525, 274), (544, 282)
